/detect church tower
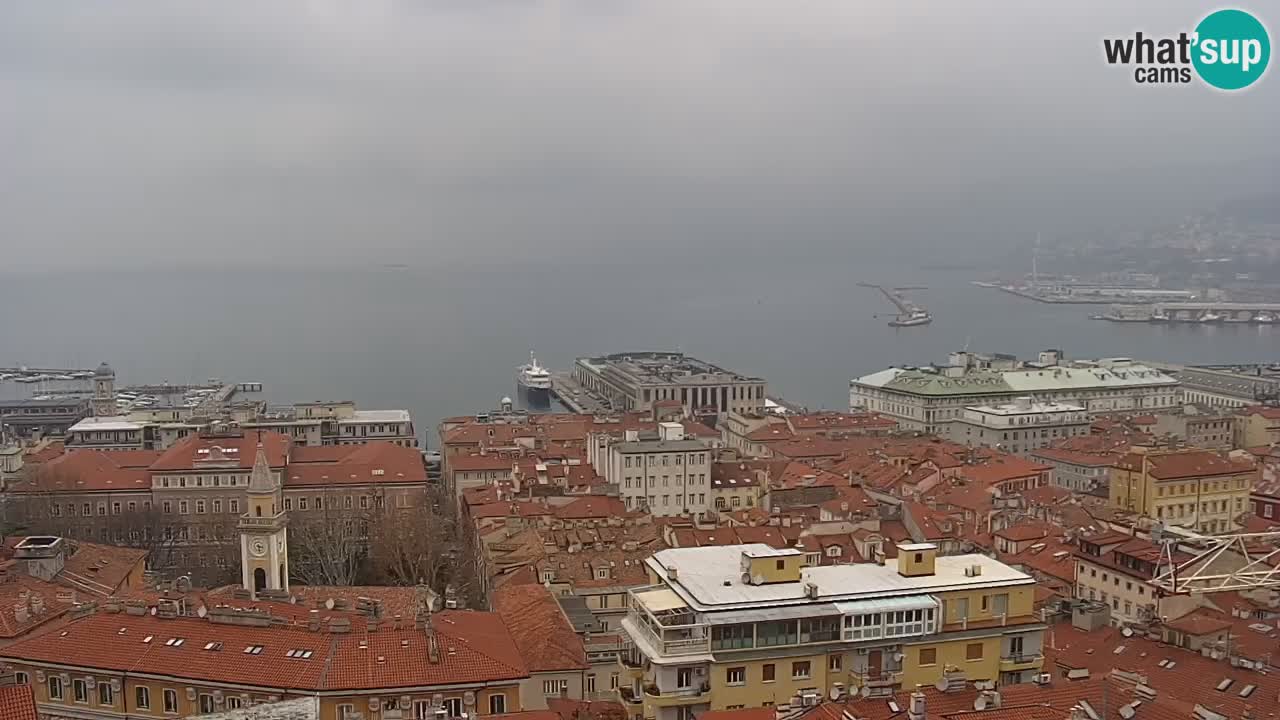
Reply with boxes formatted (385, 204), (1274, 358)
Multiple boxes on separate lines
(239, 443), (289, 598)
(91, 362), (115, 417)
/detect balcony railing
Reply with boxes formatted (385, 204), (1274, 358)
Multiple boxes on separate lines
(624, 611), (710, 656)
(1000, 653), (1044, 666)
(619, 688), (642, 705)
(851, 671), (901, 686)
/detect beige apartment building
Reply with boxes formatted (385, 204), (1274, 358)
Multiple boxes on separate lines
(574, 352), (766, 418)
(605, 423), (713, 517)
(1108, 446), (1256, 533)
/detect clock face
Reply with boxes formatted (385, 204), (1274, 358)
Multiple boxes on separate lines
(250, 539), (267, 557)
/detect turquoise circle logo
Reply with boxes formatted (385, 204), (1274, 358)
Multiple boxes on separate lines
(1192, 9), (1270, 90)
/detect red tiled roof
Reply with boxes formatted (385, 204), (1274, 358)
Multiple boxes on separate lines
(1113, 449), (1256, 480)
(286, 442), (425, 487)
(994, 521), (1051, 542)
(492, 585), (587, 673)
(546, 699), (628, 720)
(0, 609), (527, 691)
(19, 449), (160, 493)
(151, 432), (290, 472)
(552, 497), (632, 520)
(698, 709), (774, 720)
(957, 456), (1050, 486)
(448, 454), (515, 472)
(0, 685), (37, 720)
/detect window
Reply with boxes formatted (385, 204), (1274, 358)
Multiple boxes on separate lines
(792, 661), (811, 679)
(677, 668), (693, 688)
(298, 497), (308, 511)
(762, 664), (776, 682)
(99, 683), (114, 706)
(966, 643), (984, 661)
(112, 502), (121, 514)
(726, 667), (746, 686)
(490, 695), (507, 714)
(74, 679), (89, 703)
(164, 689), (179, 714)
(179, 501), (189, 514)
(136, 687), (151, 709)
(338, 704), (356, 720)
(586, 674), (596, 693)
(919, 647), (937, 666)
(756, 620), (798, 647)
(48, 677), (64, 700)
(610, 673), (619, 690)
(776, 559), (785, 571)
(800, 616), (841, 642)
(196, 500), (205, 513)
(949, 597), (969, 622)
(543, 679), (568, 696)
(711, 623), (754, 650)
(226, 697), (242, 710)
(443, 698), (463, 717)
(163, 501), (172, 514)
(829, 654), (843, 671)
(14, 672), (27, 685)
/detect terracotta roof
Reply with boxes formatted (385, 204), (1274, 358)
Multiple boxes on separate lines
(57, 540), (148, 597)
(492, 585), (587, 673)
(1029, 446), (1122, 467)
(447, 454), (515, 472)
(1114, 449), (1256, 480)
(151, 431), (290, 472)
(552, 496), (633, 520)
(286, 442), (425, 487)
(0, 685), (37, 720)
(1162, 607), (1234, 636)
(1046, 620), (1280, 718)
(0, 609), (527, 691)
(1241, 405), (1280, 420)
(957, 455), (1050, 487)
(787, 412), (897, 432)
(545, 699), (628, 720)
(744, 425), (797, 442)
(994, 522), (1052, 542)
(18, 449), (160, 493)
(0, 570), (75, 639)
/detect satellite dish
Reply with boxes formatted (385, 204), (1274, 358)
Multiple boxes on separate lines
(935, 678), (949, 692)
(175, 575), (193, 593)
(753, 574), (765, 585)
(741, 573), (753, 585)
(974, 696), (988, 711)
(325, 598), (335, 610)
(196, 605), (208, 618)
(150, 607), (157, 616)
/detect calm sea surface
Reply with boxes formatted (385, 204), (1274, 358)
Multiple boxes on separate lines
(3, 259), (1277, 444)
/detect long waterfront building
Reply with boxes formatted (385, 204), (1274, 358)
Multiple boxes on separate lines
(851, 355), (1179, 434)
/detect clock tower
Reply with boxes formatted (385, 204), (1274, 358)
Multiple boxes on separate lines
(239, 443), (289, 598)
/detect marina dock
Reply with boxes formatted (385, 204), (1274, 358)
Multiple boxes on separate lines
(549, 371), (613, 414)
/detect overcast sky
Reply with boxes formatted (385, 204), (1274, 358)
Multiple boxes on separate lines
(1, 1), (1276, 272)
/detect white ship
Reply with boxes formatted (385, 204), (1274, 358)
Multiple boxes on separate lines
(1149, 309), (1170, 322)
(517, 351), (552, 407)
(1198, 311), (1223, 323)
(1255, 312), (1276, 324)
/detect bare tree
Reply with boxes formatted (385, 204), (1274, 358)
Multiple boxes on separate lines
(287, 489), (368, 586)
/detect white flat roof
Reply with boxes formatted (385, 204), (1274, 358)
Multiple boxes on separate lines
(967, 401), (1085, 415)
(344, 409), (412, 424)
(647, 543), (1032, 611)
(69, 417), (143, 432)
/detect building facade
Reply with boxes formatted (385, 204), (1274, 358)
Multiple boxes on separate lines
(605, 424), (713, 517)
(574, 353), (766, 418)
(942, 399), (1089, 456)
(851, 358), (1179, 434)
(619, 543), (1045, 720)
(1108, 447), (1256, 534)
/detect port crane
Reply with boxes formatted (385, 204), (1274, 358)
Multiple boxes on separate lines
(1151, 525), (1280, 594)
(857, 283), (933, 327)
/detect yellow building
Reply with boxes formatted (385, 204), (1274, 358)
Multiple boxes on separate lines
(1109, 447), (1257, 534)
(618, 543), (1044, 720)
(1234, 406), (1280, 449)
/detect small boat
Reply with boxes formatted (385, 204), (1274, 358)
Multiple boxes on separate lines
(889, 309), (933, 327)
(1149, 309), (1170, 322)
(1255, 312), (1276, 324)
(15, 376), (41, 384)
(517, 351), (552, 407)
(1199, 311), (1223, 323)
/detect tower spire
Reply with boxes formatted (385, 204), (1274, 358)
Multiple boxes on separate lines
(248, 443), (274, 493)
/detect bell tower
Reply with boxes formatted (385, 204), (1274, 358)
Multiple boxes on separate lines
(91, 362), (116, 417)
(239, 443), (289, 598)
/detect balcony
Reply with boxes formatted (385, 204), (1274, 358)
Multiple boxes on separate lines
(619, 688), (643, 706)
(850, 671), (901, 688)
(643, 683), (712, 707)
(623, 589), (710, 658)
(999, 653), (1044, 672)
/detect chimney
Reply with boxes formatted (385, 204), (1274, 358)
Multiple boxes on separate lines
(908, 691), (926, 720)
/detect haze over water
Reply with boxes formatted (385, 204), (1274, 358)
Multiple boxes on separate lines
(2, 1), (1277, 436)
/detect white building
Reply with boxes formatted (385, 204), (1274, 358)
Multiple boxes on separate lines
(851, 356), (1179, 434)
(606, 422), (712, 517)
(943, 398), (1090, 456)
